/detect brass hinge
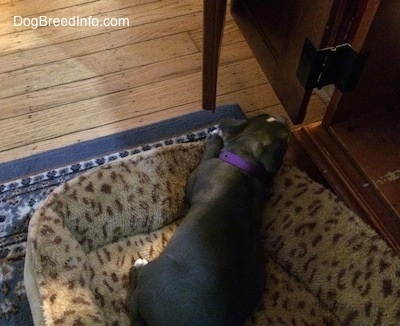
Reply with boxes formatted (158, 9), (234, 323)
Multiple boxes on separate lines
(296, 38), (369, 92)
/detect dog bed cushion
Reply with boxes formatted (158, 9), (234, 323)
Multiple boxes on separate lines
(24, 143), (400, 325)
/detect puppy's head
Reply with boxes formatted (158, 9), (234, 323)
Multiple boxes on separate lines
(219, 114), (290, 173)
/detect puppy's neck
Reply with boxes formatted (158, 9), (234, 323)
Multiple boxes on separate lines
(218, 150), (271, 183)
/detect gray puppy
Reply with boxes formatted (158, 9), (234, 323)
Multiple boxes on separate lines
(130, 114), (290, 326)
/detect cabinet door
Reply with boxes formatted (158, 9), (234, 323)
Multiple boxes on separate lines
(231, 0), (353, 123)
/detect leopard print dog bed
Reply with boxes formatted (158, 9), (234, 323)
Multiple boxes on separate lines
(24, 143), (400, 325)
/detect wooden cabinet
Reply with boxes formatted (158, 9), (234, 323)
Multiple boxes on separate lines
(231, 0), (341, 123)
(228, 0), (400, 253)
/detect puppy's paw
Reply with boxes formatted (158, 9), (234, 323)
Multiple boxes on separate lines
(211, 128), (223, 137)
(205, 132), (223, 146)
(134, 258), (148, 268)
(202, 133), (224, 160)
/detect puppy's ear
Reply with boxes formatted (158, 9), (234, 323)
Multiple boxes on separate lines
(259, 140), (287, 173)
(219, 118), (248, 136)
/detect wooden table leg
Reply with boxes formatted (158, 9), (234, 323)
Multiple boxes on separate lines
(202, 0), (227, 111)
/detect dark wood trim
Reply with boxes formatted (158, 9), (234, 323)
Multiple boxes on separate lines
(202, 0), (227, 111)
(230, 0), (278, 88)
(285, 134), (333, 191)
(323, 0), (381, 125)
(292, 123), (400, 256)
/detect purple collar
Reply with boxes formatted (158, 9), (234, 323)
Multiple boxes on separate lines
(218, 150), (271, 182)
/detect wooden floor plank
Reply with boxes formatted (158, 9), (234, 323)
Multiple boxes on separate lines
(1, 57), (270, 151)
(0, 0), (98, 24)
(0, 11), (204, 74)
(0, 84), (273, 164)
(0, 0), (158, 36)
(0, 32), (198, 98)
(0, 40), (253, 119)
(189, 14), (239, 49)
(0, 0), (326, 165)
(0, 88), (324, 165)
(0, 0), (202, 54)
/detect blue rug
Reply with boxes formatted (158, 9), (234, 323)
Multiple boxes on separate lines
(0, 105), (245, 326)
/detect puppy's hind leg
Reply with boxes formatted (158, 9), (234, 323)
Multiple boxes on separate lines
(130, 259), (148, 326)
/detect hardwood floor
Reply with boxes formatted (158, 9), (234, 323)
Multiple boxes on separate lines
(0, 0), (326, 165)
